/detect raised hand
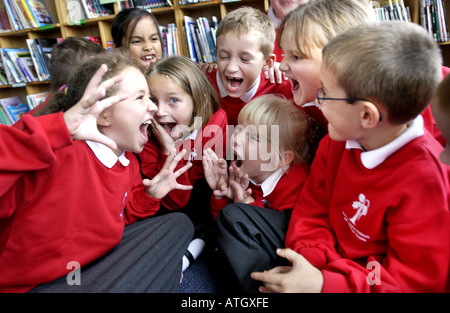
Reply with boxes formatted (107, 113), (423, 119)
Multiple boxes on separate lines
(143, 148), (193, 199)
(228, 163), (252, 203)
(202, 148), (229, 198)
(63, 64), (128, 150)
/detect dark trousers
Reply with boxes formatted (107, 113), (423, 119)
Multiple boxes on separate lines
(30, 213), (194, 293)
(216, 203), (291, 293)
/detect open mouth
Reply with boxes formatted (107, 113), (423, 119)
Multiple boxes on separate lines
(142, 55), (156, 62)
(227, 76), (243, 90)
(290, 77), (300, 92)
(159, 122), (177, 135)
(140, 120), (152, 142)
(232, 151), (243, 168)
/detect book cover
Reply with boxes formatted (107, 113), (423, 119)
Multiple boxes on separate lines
(26, 38), (47, 81)
(10, 0), (29, 29)
(35, 37), (59, 77)
(0, 105), (12, 125)
(0, 48), (13, 83)
(19, 0), (37, 27)
(3, 0), (20, 30)
(26, 90), (49, 110)
(0, 96), (29, 124)
(16, 50), (38, 81)
(184, 16), (197, 62)
(24, 0), (53, 26)
(65, 0), (86, 23)
(5, 48), (30, 83)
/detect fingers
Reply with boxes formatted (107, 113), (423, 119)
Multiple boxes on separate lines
(82, 64), (125, 109)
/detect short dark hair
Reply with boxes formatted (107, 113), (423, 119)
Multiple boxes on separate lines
(50, 36), (109, 91)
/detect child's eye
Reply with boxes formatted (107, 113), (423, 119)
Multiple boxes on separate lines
(169, 98), (179, 104)
(131, 39), (141, 44)
(151, 36), (160, 42)
(150, 97), (157, 104)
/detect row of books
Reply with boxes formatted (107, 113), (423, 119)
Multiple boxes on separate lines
(0, 0), (53, 31)
(373, 0), (411, 22)
(184, 15), (217, 63)
(0, 92), (49, 125)
(420, 0), (449, 43)
(178, 0), (213, 5)
(0, 37), (61, 85)
(117, 0), (172, 11)
(65, 0), (113, 23)
(160, 23), (181, 56)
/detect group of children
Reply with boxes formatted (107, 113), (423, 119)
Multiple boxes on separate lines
(0, 0), (449, 293)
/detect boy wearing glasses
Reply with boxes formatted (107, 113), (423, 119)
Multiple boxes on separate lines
(252, 21), (450, 292)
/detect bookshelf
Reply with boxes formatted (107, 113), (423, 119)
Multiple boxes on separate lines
(372, 0), (450, 65)
(0, 0), (447, 110)
(0, 0), (269, 105)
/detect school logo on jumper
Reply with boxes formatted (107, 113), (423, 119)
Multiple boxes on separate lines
(342, 193), (371, 242)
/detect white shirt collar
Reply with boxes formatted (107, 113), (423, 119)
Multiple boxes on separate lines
(86, 140), (130, 168)
(216, 71), (260, 103)
(249, 165), (289, 197)
(345, 115), (424, 169)
(268, 6), (281, 28)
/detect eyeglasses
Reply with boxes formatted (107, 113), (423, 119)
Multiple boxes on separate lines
(315, 88), (382, 121)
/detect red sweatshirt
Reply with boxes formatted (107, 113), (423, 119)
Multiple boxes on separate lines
(210, 162), (309, 220)
(0, 113), (161, 292)
(139, 108), (228, 210)
(286, 116), (450, 292)
(206, 69), (292, 126)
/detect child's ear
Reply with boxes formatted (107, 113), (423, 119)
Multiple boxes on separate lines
(281, 150), (295, 167)
(262, 54), (276, 72)
(97, 108), (113, 127)
(360, 101), (382, 129)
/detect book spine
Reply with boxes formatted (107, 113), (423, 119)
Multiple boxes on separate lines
(16, 57), (32, 82)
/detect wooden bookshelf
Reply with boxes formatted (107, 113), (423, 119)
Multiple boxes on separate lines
(0, 0), (269, 101)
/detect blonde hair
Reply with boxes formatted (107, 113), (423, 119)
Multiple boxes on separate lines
(277, 0), (375, 59)
(216, 6), (275, 59)
(145, 56), (220, 131)
(238, 94), (314, 165)
(434, 74), (450, 114)
(323, 21), (442, 124)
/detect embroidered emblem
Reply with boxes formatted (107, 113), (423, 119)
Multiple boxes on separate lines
(342, 193), (371, 242)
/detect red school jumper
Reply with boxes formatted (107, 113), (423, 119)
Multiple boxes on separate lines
(286, 116), (450, 292)
(210, 162), (309, 220)
(206, 69), (293, 126)
(139, 108), (228, 210)
(0, 113), (161, 292)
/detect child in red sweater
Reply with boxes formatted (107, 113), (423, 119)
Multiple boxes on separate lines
(138, 56), (228, 270)
(252, 21), (450, 293)
(432, 74), (450, 165)
(205, 94), (313, 292)
(0, 52), (194, 292)
(277, 0), (376, 144)
(205, 6), (292, 126)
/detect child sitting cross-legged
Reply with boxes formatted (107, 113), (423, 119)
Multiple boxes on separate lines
(203, 94), (314, 292)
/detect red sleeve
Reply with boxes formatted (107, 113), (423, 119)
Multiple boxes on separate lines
(0, 113), (72, 196)
(285, 136), (341, 269)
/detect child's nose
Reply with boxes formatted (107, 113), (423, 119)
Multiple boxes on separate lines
(147, 98), (157, 113)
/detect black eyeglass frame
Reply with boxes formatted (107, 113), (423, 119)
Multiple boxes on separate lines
(315, 88), (382, 122)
